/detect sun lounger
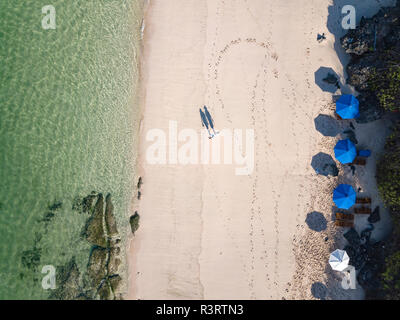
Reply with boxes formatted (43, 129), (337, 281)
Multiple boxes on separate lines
(335, 220), (354, 228)
(354, 206), (371, 214)
(356, 197), (371, 204)
(335, 113), (343, 120)
(352, 157), (366, 166)
(336, 212), (354, 221)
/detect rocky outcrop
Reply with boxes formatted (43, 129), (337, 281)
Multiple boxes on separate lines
(341, 2), (400, 122)
(105, 194), (118, 237)
(129, 211), (140, 235)
(50, 192), (123, 300)
(82, 194), (107, 248)
(49, 258), (82, 300)
(87, 247), (108, 288)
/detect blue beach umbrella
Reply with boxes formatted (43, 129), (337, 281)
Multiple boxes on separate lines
(334, 139), (357, 164)
(333, 184), (356, 209)
(336, 94), (360, 119)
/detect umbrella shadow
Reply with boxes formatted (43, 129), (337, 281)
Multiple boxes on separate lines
(311, 152), (339, 176)
(314, 114), (342, 137)
(311, 282), (328, 300)
(305, 212), (328, 232)
(314, 67), (342, 93)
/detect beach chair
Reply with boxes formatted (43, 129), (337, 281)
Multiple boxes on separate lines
(352, 157), (366, 166)
(356, 197), (371, 204)
(335, 113), (343, 120)
(354, 206), (371, 214)
(335, 212), (354, 221)
(335, 220), (354, 228)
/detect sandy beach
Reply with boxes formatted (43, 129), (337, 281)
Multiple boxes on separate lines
(127, 0), (396, 300)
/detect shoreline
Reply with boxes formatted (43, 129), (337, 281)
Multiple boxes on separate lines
(126, 0), (396, 300)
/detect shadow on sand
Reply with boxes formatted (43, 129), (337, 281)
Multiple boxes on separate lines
(306, 212), (328, 232)
(314, 114), (342, 137)
(311, 152), (339, 177)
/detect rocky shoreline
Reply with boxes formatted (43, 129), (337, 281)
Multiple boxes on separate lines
(50, 193), (123, 300)
(341, 2), (400, 123)
(341, 0), (400, 299)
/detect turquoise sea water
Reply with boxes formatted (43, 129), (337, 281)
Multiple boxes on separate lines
(0, 0), (142, 299)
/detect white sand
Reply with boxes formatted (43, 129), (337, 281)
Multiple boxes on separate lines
(127, 0), (396, 300)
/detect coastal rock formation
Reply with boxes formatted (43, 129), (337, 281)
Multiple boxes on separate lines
(82, 194), (107, 247)
(341, 2), (400, 122)
(129, 211), (140, 234)
(49, 258), (82, 300)
(72, 191), (97, 214)
(50, 192), (123, 300)
(87, 247), (108, 287)
(105, 194), (118, 237)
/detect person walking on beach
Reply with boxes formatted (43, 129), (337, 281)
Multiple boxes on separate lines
(204, 106), (218, 136)
(200, 108), (213, 139)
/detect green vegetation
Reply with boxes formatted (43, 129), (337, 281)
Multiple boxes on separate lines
(368, 63), (400, 112)
(377, 127), (400, 206)
(381, 251), (400, 299)
(377, 124), (400, 299)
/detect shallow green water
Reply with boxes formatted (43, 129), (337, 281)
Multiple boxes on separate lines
(0, 0), (142, 299)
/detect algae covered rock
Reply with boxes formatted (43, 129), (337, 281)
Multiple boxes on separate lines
(108, 246), (121, 275)
(87, 246), (108, 287)
(49, 258), (82, 300)
(105, 194), (118, 237)
(82, 194), (107, 247)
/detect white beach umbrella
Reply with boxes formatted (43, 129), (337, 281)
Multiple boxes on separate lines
(329, 249), (350, 271)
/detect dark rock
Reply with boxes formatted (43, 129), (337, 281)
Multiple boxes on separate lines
(49, 258), (82, 300)
(358, 262), (381, 290)
(344, 245), (366, 270)
(137, 176), (143, 189)
(368, 206), (381, 223)
(341, 17), (376, 55)
(105, 194), (118, 237)
(82, 194), (107, 248)
(341, 6), (400, 55)
(356, 93), (384, 123)
(361, 230), (372, 245)
(344, 228), (361, 249)
(129, 212), (140, 235)
(342, 4), (400, 122)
